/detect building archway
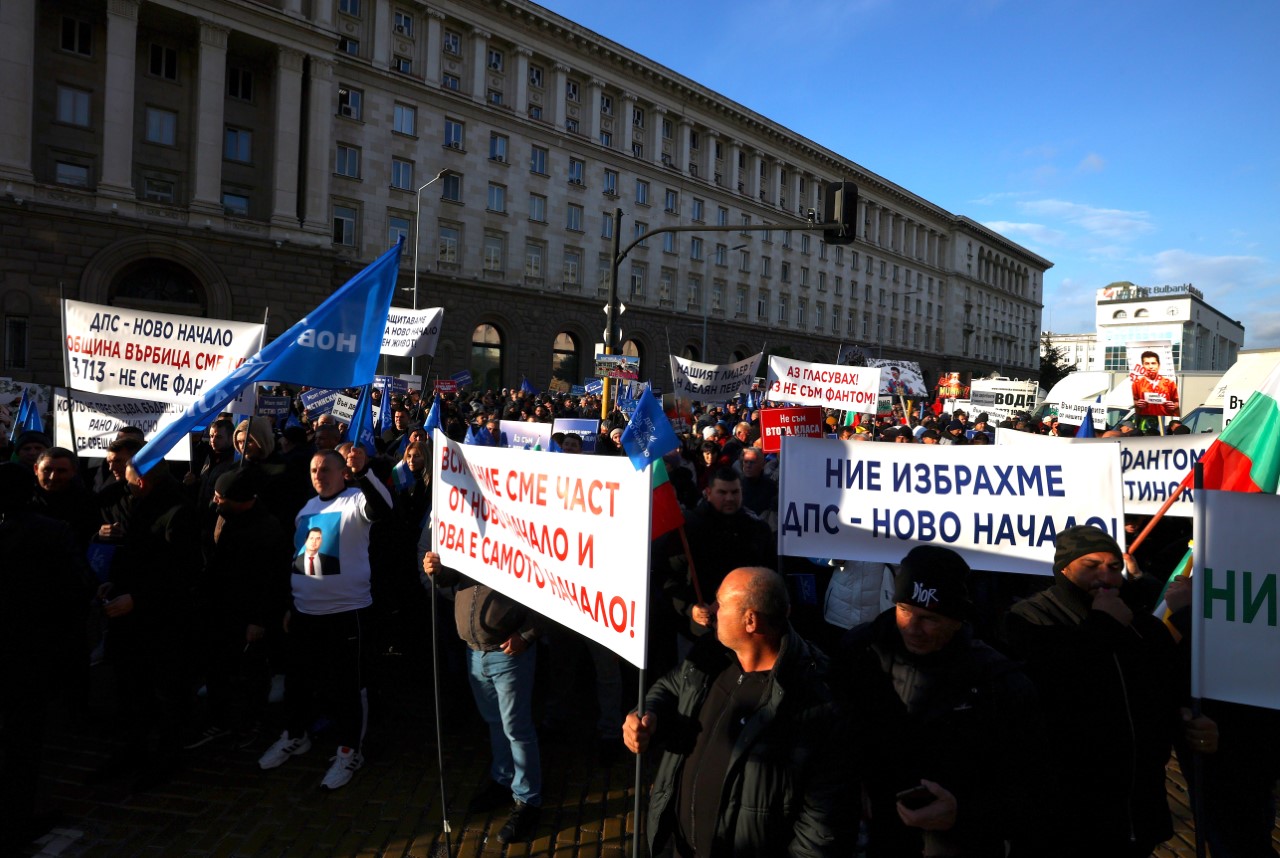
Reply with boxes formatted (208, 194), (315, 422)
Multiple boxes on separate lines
(471, 323), (505, 391)
(80, 237), (231, 318)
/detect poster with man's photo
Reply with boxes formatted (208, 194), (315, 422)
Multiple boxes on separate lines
(865, 359), (927, 397)
(1127, 340), (1180, 417)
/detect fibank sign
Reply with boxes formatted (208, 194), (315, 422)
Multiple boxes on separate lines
(1097, 283), (1204, 301)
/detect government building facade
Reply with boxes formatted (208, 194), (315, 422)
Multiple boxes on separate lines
(0, 0), (1051, 394)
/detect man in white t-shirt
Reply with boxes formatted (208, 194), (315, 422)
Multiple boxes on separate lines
(257, 448), (392, 790)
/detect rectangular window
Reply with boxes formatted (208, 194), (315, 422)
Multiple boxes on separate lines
(443, 30), (461, 54)
(394, 11), (413, 35)
(56, 86), (91, 127)
(338, 38), (360, 56)
(692, 198), (705, 221)
(662, 118), (673, 139)
(222, 192), (249, 216)
(444, 119), (464, 149)
(566, 80), (580, 102)
(440, 173), (461, 202)
(487, 48), (504, 71)
(715, 244), (727, 266)
(777, 297), (788, 324)
(563, 249), (581, 286)
(529, 65), (543, 87)
(801, 234), (810, 253)
(227, 67), (253, 101)
(530, 145), (548, 175)
(4, 316), (29, 370)
(393, 103), (416, 135)
(335, 144), (360, 178)
(757, 291), (769, 322)
(835, 246), (843, 264)
(223, 127), (252, 162)
(142, 177), (174, 203)
(489, 133), (508, 162)
(762, 256), (772, 278)
(739, 250), (750, 272)
(487, 89), (503, 106)
(800, 267), (810, 287)
(633, 107), (645, 128)
(442, 73), (460, 91)
(438, 224), (459, 263)
(483, 233), (504, 271)
(391, 158), (413, 190)
(388, 215), (410, 248)
(819, 241), (827, 261)
(634, 221), (648, 247)
(601, 213), (613, 239)
(635, 180), (649, 205)
(600, 94), (614, 116)
(603, 169), (618, 196)
(61, 17), (92, 56)
(332, 204), (357, 245)
(736, 287), (747, 314)
(568, 158), (584, 185)
(835, 276), (843, 296)
(818, 272), (826, 292)
(631, 142), (643, 159)
(486, 183), (506, 213)
(565, 203), (583, 231)
(149, 44), (177, 80)
(338, 86), (362, 119)
(664, 188), (678, 213)
(689, 130), (700, 150)
(565, 118), (580, 134)
(339, 0), (361, 14)
(529, 193), (547, 223)
(525, 242), (543, 277)
(690, 237), (703, 261)
(394, 56), (412, 74)
(780, 261), (790, 283)
(600, 130), (612, 148)
(528, 104), (542, 120)
(663, 232), (676, 254)
(629, 264), (646, 300)
(55, 161), (90, 187)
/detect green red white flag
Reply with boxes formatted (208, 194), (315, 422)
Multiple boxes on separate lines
(1196, 363), (1280, 492)
(650, 458), (686, 540)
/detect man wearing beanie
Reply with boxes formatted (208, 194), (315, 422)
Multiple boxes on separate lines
(1001, 525), (1218, 858)
(834, 546), (1039, 858)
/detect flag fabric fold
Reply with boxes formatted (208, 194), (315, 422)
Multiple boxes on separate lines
(131, 240), (404, 474)
(378, 376), (394, 437)
(1197, 364), (1280, 493)
(1075, 407), (1096, 438)
(620, 387), (680, 471)
(650, 457), (686, 540)
(346, 384), (378, 455)
(422, 397), (441, 435)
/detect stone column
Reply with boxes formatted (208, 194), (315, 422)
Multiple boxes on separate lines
(313, 0), (332, 28)
(769, 159), (782, 207)
(301, 57), (334, 236)
(99, 0), (141, 197)
(424, 9), (443, 87)
(0, 0), (34, 182)
(676, 119), (691, 173)
(271, 47), (305, 229)
(191, 19), (229, 213)
(650, 106), (666, 167)
(788, 169), (801, 215)
(282, 0), (301, 15)
(372, 0), (391, 68)
(470, 29), (490, 103)
(514, 47), (531, 114)
(726, 141), (741, 194)
(702, 130), (717, 183)
(551, 63), (569, 129)
(621, 91), (636, 154)
(588, 78), (604, 143)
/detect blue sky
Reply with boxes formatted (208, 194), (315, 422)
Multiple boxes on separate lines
(540, 0), (1280, 347)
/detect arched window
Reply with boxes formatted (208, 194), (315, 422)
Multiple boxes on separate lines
(681, 344), (700, 361)
(1134, 309), (1149, 318)
(731, 350), (746, 362)
(1113, 310), (1128, 320)
(471, 324), (504, 391)
(550, 331), (579, 392)
(109, 259), (207, 315)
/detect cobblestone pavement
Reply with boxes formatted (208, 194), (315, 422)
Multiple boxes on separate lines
(15, 652), (1278, 858)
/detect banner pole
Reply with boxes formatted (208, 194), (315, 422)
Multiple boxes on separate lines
(1189, 461), (1206, 858)
(427, 438), (454, 858)
(59, 286), (80, 455)
(631, 666), (646, 858)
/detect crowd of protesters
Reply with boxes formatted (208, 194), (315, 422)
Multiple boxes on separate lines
(1, 381), (1275, 857)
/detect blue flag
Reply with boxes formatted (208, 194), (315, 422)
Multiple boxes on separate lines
(378, 376), (394, 437)
(464, 423), (478, 445)
(132, 240), (403, 474)
(346, 384), (378, 455)
(9, 388), (30, 442)
(477, 425), (495, 447)
(520, 377), (537, 395)
(21, 392), (43, 435)
(1075, 407), (1096, 438)
(422, 397), (441, 435)
(619, 386), (680, 471)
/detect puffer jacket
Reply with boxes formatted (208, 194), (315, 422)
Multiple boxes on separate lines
(642, 630), (851, 858)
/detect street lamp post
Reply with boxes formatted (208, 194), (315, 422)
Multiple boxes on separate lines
(411, 170), (448, 381)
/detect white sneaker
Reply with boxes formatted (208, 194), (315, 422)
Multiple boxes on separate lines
(258, 731), (311, 770)
(320, 746), (363, 790)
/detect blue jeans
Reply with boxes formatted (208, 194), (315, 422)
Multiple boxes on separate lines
(467, 646), (541, 807)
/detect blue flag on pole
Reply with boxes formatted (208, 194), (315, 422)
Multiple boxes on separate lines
(132, 239), (404, 474)
(378, 376), (394, 437)
(20, 393), (43, 435)
(346, 384), (378, 455)
(422, 397), (441, 436)
(9, 388), (30, 442)
(464, 423), (479, 445)
(520, 376), (537, 395)
(619, 386), (680, 471)
(1075, 406), (1096, 438)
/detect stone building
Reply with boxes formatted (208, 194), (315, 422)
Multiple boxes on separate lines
(0, 0), (1051, 395)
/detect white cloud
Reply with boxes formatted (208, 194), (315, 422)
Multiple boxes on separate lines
(1018, 199), (1153, 239)
(1076, 153), (1105, 173)
(1147, 249), (1268, 293)
(982, 221), (1068, 246)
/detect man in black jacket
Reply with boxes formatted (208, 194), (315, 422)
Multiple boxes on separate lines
(1001, 525), (1217, 858)
(835, 546), (1040, 858)
(421, 545), (544, 846)
(624, 566), (850, 858)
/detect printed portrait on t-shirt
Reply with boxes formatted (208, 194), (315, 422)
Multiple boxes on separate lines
(293, 512), (342, 577)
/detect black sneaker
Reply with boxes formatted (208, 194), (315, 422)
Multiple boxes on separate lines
(467, 779), (511, 814)
(496, 801), (539, 844)
(183, 725), (232, 750)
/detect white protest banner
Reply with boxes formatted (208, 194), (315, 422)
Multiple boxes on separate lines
(667, 352), (762, 402)
(994, 428), (1117, 448)
(432, 431), (652, 666)
(765, 356), (881, 410)
(53, 388), (191, 460)
(1117, 434), (1212, 517)
(330, 394), (359, 424)
(1192, 490), (1280, 709)
(1056, 400), (1107, 430)
(968, 379), (1040, 424)
(380, 307), (444, 357)
(63, 300), (264, 403)
(778, 436), (1124, 575)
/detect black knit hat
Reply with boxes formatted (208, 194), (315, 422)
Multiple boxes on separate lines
(893, 545), (972, 619)
(1053, 525), (1122, 573)
(214, 468), (259, 502)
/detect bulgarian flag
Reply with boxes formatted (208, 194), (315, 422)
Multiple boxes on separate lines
(650, 457), (685, 540)
(1197, 363), (1280, 493)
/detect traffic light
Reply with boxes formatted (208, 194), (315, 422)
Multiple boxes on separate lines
(823, 181), (858, 245)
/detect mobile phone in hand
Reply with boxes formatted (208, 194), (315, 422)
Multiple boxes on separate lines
(895, 784), (935, 810)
